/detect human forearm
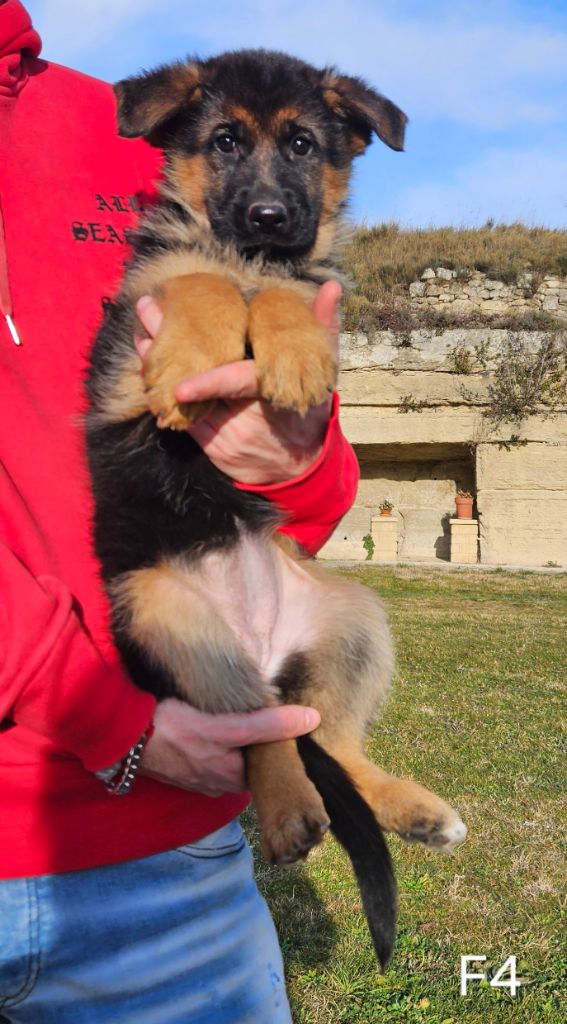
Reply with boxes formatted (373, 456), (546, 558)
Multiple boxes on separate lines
(243, 392), (360, 554)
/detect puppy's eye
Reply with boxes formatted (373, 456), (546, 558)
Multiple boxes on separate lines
(215, 132), (237, 154)
(290, 135), (312, 156)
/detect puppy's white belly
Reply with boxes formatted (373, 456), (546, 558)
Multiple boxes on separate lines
(190, 532), (321, 680)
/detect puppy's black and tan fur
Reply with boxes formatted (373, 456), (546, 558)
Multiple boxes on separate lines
(86, 50), (465, 967)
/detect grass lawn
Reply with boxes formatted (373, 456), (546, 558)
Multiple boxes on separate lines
(243, 567), (566, 1023)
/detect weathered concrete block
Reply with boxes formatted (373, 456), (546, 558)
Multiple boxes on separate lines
(337, 368), (489, 407)
(371, 516), (398, 561)
(478, 492), (567, 566)
(317, 540), (366, 560)
(476, 443), (567, 490)
(318, 504), (376, 560)
(398, 507), (451, 560)
(339, 328), (559, 374)
(340, 407), (483, 446)
(449, 518), (478, 564)
(341, 407), (567, 450)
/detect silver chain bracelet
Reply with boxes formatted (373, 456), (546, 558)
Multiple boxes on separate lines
(95, 723), (154, 796)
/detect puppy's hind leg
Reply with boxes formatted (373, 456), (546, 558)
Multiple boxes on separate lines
(330, 750), (468, 852)
(293, 571), (468, 852)
(246, 735), (330, 865)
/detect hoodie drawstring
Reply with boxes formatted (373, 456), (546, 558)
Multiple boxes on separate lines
(0, 197), (21, 344)
(0, 1), (42, 346)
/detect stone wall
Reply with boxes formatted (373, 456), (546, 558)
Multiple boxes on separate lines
(409, 268), (567, 320)
(319, 326), (567, 567)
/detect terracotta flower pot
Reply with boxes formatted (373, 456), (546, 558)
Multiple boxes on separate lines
(455, 496), (474, 519)
(379, 509), (392, 517)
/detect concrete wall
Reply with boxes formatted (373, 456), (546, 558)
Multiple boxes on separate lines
(476, 442), (567, 566)
(330, 452), (475, 561)
(319, 327), (567, 567)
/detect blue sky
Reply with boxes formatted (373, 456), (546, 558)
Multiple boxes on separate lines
(27, 0), (567, 229)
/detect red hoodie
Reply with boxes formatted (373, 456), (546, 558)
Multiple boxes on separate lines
(0, 1), (359, 879)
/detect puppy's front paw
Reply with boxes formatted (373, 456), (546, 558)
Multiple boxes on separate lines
(143, 348), (213, 430)
(248, 287), (337, 415)
(140, 272), (248, 429)
(256, 341), (336, 415)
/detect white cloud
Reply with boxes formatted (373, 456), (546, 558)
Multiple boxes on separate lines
(28, 1), (567, 130)
(177, 1), (567, 131)
(26, 1), (567, 228)
(390, 145), (567, 228)
(28, 1), (156, 65)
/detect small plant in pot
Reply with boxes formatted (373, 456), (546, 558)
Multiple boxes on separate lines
(379, 499), (394, 517)
(455, 490), (474, 519)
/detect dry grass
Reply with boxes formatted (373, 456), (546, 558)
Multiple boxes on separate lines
(340, 222), (567, 334)
(342, 221), (567, 298)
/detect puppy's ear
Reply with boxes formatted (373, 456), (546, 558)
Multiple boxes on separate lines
(114, 61), (203, 140)
(321, 71), (408, 153)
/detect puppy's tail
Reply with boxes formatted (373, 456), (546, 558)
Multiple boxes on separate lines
(297, 734), (397, 968)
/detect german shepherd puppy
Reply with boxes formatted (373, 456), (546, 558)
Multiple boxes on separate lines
(86, 50), (466, 967)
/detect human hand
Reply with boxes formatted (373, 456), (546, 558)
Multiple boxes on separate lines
(136, 281), (342, 485)
(140, 699), (321, 796)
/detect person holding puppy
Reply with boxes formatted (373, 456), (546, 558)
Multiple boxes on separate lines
(0, 2), (358, 1021)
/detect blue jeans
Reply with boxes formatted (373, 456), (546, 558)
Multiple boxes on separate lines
(0, 820), (292, 1023)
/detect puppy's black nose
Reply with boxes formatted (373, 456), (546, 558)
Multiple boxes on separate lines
(247, 202), (288, 231)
